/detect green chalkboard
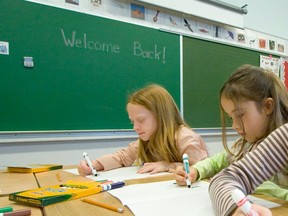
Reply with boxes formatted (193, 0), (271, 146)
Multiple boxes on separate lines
(183, 36), (280, 128)
(0, 0), (180, 131)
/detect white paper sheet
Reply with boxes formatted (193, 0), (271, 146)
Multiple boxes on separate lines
(65, 166), (168, 182)
(110, 180), (214, 216)
(109, 180), (281, 216)
(65, 167), (281, 215)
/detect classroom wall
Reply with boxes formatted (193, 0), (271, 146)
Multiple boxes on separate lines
(221, 0), (288, 39)
(0, 0), (284, 168)
(0, 131), (239, 167)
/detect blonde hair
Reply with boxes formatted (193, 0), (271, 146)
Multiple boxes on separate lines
(127, 84), (187, 163)
(220, 64), (288, 161)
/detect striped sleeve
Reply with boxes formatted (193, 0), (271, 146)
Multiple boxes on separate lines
(209, 123), (288, 216)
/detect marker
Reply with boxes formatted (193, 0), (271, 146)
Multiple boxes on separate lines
(182, 153), (191, 188)
(95, 179), (110, 183)
(81, 198), (124, 213)
(0, 206), (13, 213)
(83, 152), (98, 176)
(231, 188), (259, 216)
(100, 181), (125, 191)
(2, 209), (31, 216)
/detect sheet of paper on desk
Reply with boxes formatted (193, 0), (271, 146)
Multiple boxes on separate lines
(109, 180), (281, 216)
(65, 166), (167, 182)
(109, 180), (214, 216)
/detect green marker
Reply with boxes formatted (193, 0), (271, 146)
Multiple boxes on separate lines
(0, 206), (13, 213)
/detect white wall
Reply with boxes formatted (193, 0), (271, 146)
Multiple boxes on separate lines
(0, 138), (131, 167)
(136, 0), (245, 28)
(221, 0), (288, 39)
(0, 131), (239, 168)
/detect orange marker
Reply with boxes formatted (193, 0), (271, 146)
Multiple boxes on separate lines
(81, 198), (124, 213)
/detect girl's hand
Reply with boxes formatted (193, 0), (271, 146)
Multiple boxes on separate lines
(175, 166), (198, 186)
(77, 160), (104, 176)
(77, 160), (92, 176)
(137, 161), (171, 174)
(232, 204), (272, 216)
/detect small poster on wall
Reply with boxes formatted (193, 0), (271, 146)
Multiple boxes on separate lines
(0, 41), (9, 55)
(280, 57), (288, 89)
(130, 3), (145, 20)
(260, 55), (280, 77)
(65, 0), (79, 5)
(91, 0), (101, 7)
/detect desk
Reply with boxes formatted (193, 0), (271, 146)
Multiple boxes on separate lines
(254, 194), (288, 215)
(0, 170), (43, 215)
(0, 170), (38, 196)
(36, 169), (175, 216)
(0, 197), (42, 216)
(1, 168), (288, 216)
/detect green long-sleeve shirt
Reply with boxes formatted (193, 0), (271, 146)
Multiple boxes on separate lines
(193, 151), (229, 180)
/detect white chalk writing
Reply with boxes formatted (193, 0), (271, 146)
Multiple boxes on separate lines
(133, 42), (166, 64)
(61, 29), (120, 53)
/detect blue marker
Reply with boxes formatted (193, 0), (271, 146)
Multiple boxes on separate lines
(182, 153), (191, 188)
(101, 181), (125, 191)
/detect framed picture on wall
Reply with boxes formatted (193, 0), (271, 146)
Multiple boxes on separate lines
(130, 3), (145, 20)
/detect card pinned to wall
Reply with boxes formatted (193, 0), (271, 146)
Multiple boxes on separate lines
(130, 3), (145, 20)
(0, 41), (9, 55)
(91, 0), (101, 7)
(259, 38), (266, 49)
(269, 40), (276, 51)
(237, 33), (245, 43)
(279, 57), (288, 88)
(65, 0), (79, 6)
(260, 55), (280, 77)
(278, 44), (285, 53)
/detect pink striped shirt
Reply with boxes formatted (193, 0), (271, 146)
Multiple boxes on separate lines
(209, 123), (288, 216)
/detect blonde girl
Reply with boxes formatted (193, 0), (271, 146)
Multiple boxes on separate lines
(78, 84), (208, 175)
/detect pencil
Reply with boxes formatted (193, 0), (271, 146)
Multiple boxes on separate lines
(56, 173), (63, 182)
(81, 198), (124, 213)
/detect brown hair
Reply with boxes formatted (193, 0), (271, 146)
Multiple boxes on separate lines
(220, 64), (288, 160)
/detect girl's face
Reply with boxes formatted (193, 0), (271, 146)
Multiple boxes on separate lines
(221, 96), (271, 143)
(127, 103), (158, 141)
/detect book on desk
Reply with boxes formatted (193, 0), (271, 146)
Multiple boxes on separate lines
(9, 180), (102, 207)
(7, 164), (63, 173)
